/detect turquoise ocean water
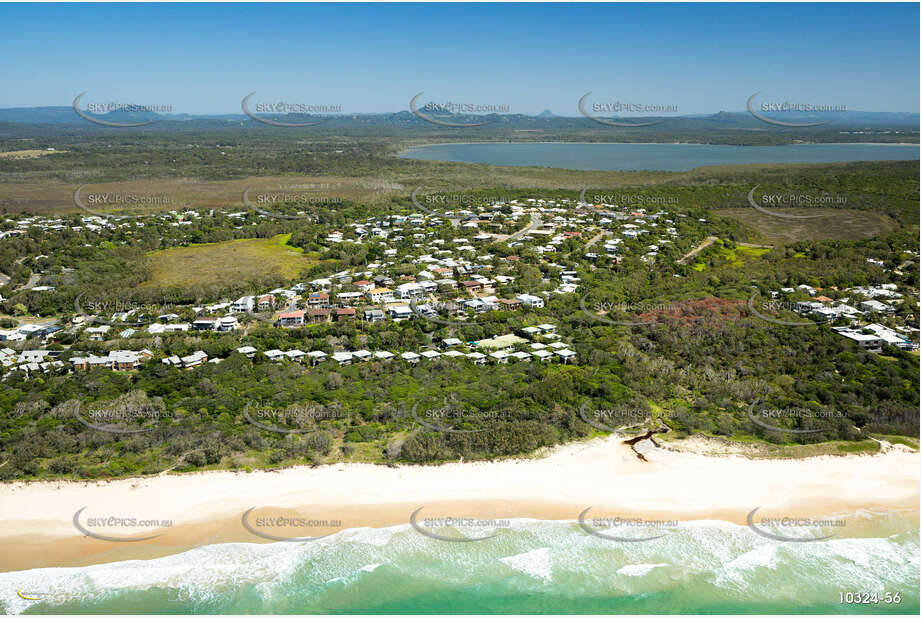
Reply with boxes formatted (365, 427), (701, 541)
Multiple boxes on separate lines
(1, 511), (917, 614)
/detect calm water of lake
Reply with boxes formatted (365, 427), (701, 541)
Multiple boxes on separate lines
(399, 142), (920, 171)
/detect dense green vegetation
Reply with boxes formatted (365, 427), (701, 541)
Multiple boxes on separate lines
(0, 140), (917, 481)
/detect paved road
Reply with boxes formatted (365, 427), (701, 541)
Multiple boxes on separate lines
(12, 273), (40, 292)
(584, 229), (608, 249)
(493, 213), (541, 245)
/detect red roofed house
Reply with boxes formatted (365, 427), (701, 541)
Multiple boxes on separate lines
(277, 310), (304, 327)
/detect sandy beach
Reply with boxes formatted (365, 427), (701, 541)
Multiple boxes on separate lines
(1, 436), (918, 572)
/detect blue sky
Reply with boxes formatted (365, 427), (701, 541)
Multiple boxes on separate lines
(0, 2), (918, 115)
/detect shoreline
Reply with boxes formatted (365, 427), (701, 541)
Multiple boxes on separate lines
(397, 140), (921, 156)
(2, 436), (918, 572)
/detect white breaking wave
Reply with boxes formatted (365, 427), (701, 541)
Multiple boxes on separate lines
(499, 547), (552, 582)
(617, 563), (670, 577)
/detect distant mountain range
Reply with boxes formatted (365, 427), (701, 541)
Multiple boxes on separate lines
(0, 106), (917, 130)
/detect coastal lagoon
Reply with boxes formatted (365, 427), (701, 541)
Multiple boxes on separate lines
(399, 142), (920, 171)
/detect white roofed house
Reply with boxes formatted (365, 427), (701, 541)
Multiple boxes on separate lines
(181, 350), (208, 368)
(488, 350), (510, 364)
(466, 352), (486, 365)
(396, 282), (425, 299)
(307, 350), (328, 365)
(834, 329), (883, 352)
(332, 351), (354, 366)
(264, 349), (286, 362)
(232, 296), (255, 313)
(521, 326), (541, 338)
(16, 324), (43, 338)
(516, 294), (544, 308)
(0, 329), (26, 342)
(863, 324), (915, 350)
(554, 348), (577, 364)
(387, 305), (413, 321)
(19, 350), (50, 364)
(401, 351), (420, 364)
(284, 349), (307, 362)
(859, 300), (893, 314)
(236, 345), (258, 358)
(72, 349), (150, 371)
(85, 325), (111, 341)
(217, 316), (239, 331)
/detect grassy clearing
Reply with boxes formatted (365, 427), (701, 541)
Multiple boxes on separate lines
(716, 208), (898, 244)
(0, 175), (400, 216)
(690, 239), (772, 270)
(0, 149), (68, 159)
(143, 234), (319, 290)
(713, 243), (772, 267)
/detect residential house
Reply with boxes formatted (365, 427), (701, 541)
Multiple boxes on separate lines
(217, 316), (239, 332)
(461, 280), (484, 294)
(555, 349), (577, 363)
(366, 287), (395, 303)
(517, 294), (545, 308)
(307, 350), (328, 365)
(335, 307), (356, 321)
(332, 351), (353, 366)
(401, 351), (420, 364)
(181, 350), (208, 368)
(364, 309), (385, 322)
(466, 352), (487, 365)
(236, 345), (257, 359)
(86, 325), (111, 341)
(387, 305), (413, 321)
(284, 349), (306, 362)
(264, 349), (286, 362)
(277, 310), (305, 328)
(232, 296), (255, 313)
(257, 294), (276, 311)
(307, 308), (332, 323)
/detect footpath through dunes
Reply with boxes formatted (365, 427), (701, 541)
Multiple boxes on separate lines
(0, 435), (916, 572)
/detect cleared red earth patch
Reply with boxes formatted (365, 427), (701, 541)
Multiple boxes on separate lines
(638, 298), (748, 326)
